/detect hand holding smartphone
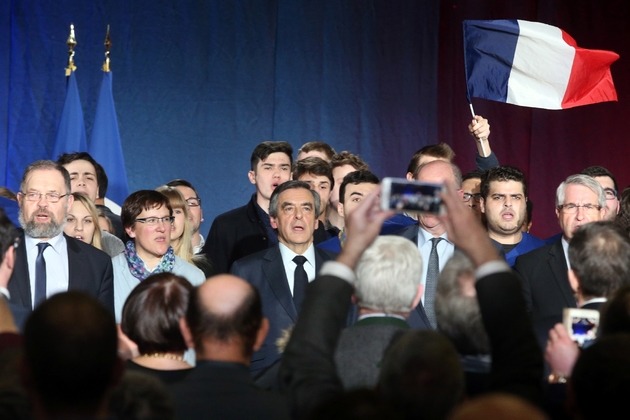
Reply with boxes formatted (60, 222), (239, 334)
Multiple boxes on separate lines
(380, 177), (446, 215)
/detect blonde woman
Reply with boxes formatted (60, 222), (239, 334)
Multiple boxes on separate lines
(156, 186), (214, 277)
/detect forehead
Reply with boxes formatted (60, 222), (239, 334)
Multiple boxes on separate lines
(299, 173), (330, 184)
(298, 150), (328, 161)
(344, 182), (377, 198)
(594, 176), (615, 190)
(278, 187), (314, 205)
(416, 161), (454, 183)
(63, 159), (96, 174)
(70, 200), (91, 214)
(24, 168), (65, 191)
(417, 155), (449, 167)
(461, 178), (481, 191)
(136, 204), (170, 218)
(332, 164), (357, 180)
(488, 180), (525, 195)
(564, 183), (598, 202)
(257, 152), (291, 168)
(174, 185), (196, 198)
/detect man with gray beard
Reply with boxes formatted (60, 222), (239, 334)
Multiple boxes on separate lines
(7, 160), (113, 314)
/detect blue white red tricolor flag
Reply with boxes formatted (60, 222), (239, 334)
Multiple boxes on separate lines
(51, 70), (88, 159)
(463, 19), (619, 110)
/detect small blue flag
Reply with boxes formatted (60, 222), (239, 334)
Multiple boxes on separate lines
(51, 71), (87, 159)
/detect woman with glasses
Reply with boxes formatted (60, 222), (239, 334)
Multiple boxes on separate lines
(112, 190), (206, 323)
(155, 186), (215, 277)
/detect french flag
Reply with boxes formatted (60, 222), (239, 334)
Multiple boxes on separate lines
(463, 20), (619, 110)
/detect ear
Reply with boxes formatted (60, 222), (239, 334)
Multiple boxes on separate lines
(456, 189), (464, 199)
(568, 269), (580, 294)
(96, 186), (100, 200)
(179, 317), (195, 349)
(270, 216), (278, 230)
(410, 284), (424, 311)
(406, 172), (413, 181)
(555, 207), (560, 221)
(16, 192), (23, 209)
(313, 218), (319, 231)
(480, 197), (486, 213)
(247, 170), (256, 185)
(253, 318), (269, 352)
(125, 225), (137, 239)
(599, 206), (608, 220)
(66, 192), (74, 209)
(337, 202), (345, 218)
(3, 245), (15, 272)
(200, 208), (204, 223)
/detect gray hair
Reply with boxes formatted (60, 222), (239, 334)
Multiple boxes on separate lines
(268, 180), (321, 218)
(414, 160), (463, 189)
(556, 174), (606, 208)
(20, 160), (72, 195)
(435, 251), (490, 355)
(355, 236), (422, 313)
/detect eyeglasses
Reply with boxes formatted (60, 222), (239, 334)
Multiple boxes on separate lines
(186, 197), (201, 207)
(462, 193), (482, 203)
(557, 203), (601, 214)
(604, 188), (618, 200)
(134, 216), (175, 226)
(20, 191), (68, 203)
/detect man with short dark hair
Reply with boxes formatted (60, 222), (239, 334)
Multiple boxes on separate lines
(230, 180), (335, 373)
(580, 165), (619, 220)
(461, 169), (485, 221)
(202, 141), (293, 273)
(166, 179), (205, 254)
(479, 166), (545, 266)
(327, 151), (370, 230)
(91, 159), (125, 240)
(296, 141), (336, 162)
(8, 160), (114, 314)
(173, 275), (290, 420)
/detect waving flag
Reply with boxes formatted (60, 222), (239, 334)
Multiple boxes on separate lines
(463, 19), (619, 110)
(51, 70), (87, 159)
(89, 71), (129, 205)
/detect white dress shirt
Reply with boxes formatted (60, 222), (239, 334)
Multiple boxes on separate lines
(24, 232), (69, 308)
(278, 242), (316, 296)
(417, 228), (453, 303)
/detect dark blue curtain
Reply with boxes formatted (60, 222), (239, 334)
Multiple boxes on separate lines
(1, 0), (439, 235)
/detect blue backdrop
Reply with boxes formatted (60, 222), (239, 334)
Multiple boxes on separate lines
(1, 0), (439, 236)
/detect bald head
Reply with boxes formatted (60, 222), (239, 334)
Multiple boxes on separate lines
(449, 394), (548, 420)
(414, 160), (462, 189)
(186, 275), (264, 361)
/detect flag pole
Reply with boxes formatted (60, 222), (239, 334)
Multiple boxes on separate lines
(102, 25), (111, 72)
(65, 24), (77, 76)
(468, 102), (487, 157)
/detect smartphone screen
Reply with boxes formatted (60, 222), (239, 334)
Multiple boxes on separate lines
(381, 177), (445, 215)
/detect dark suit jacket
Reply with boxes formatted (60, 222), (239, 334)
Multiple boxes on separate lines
(280, 267), (543, 418)
(202, 194), (271, 274)
(8, 231), (114, 313)
(170, 360), (290, 420)
(514, 238), (576, 349)
(231, 244), (335, 374)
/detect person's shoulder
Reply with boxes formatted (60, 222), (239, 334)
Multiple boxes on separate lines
(522, 232), (546, 247)
(315, 247), (337, 262)
(514, 240), (555, 268)
(65, 235), (111, 262)
(173, 256), (206, 285)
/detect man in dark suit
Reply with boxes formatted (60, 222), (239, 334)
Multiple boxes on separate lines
(514, 174), (607, 346)
(231, 180), (335, 373)
(202, 141), (293, 273)
(173, 274), (290, 420)
(334, 235), (423, 389)
(7, 160), (114, 314)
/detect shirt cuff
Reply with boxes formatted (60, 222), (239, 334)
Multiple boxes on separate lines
(319, 261), (357, 285)
(0, 287), (10, 300)
(475, 260), (511, 280)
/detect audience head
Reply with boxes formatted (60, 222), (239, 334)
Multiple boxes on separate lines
(449, 394), (548, 420)
(98, 209), (115, 235)
(57, 152), (101, 202)
(64, 192), (103, 250)
(121, 190), (173, 264)
(522, 199), (533, 233)
(461, 169), (485, 219)
(156, 186), (194, 261)
(248, 141), (293, 205)
(581, 165), (619, 220)
(480, 166), (528, 242)
(109, 371), (175, 420)
(614, 186), (630, 233)
(0, 207), (17, 271)
(555, 174), (606, 241)
(293, 157), (334, 214)
(297, 141), (336, 162)
(354, 236), (423, 314)
(22, 291), (121, 417)
(18, 160), (73, 241)
(268, 180), (320, 253)
(570, 334), (630, 420)
(378, 330), (464, 420)
(413, 160), (462, 236)
(338, 170), (380, 219)
(183, 274), (268, 362)
(329, 151), (369, 212)
(122, 272), (193, 356)
(165, 179), (203, 235)
(568, 222), (630, 302)
(92, 160), (108, 202)
(406, 143), (456, 180)
(435, 251), (490, 355)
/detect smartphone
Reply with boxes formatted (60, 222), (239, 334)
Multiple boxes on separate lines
(563, 308), (599, 348)
(381, 177), (446, 215)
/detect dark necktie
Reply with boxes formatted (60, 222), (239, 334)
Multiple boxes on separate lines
(292, 255), (309, 313)
(34, 242), (50, 307)
(425, 237), (443, 329)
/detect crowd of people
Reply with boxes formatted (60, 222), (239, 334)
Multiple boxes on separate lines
(1, 115), (630, 419)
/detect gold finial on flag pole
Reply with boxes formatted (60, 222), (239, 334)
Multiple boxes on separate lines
(65, 24), (77, 76)
(102, 25), (111, 72)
